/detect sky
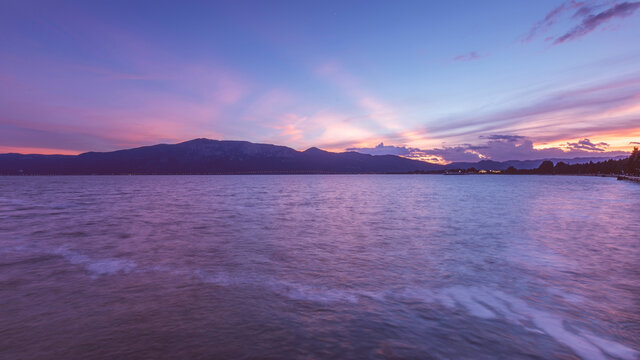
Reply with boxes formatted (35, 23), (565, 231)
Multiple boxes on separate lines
(1, 0), (639, 163)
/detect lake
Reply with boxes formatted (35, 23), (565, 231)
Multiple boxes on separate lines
(1, 175), (638, 359)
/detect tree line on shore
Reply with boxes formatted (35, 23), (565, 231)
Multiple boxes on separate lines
(504, 147), (639, 176)
(434, 147), (640, 176)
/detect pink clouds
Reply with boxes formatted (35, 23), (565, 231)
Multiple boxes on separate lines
(311, 60), (407, 137)
(377, 74), (640, 148)
(0, 51), (252, 152)
(2, 1), (639, 162)
(3, 46), (639, 161)
(245, 60), (411, 151)
(344, 73), (640, 163)
(272, 111), (377, 150)
(348, 135), (630, 163)
(269, 113), (306, 144)
(0, 3), (260, 154)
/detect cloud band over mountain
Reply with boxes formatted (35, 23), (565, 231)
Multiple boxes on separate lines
(347, 135), (628, 163)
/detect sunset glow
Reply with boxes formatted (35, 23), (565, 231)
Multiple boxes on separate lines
(1, 1), (639, 161)
(2, 3), (640, 359)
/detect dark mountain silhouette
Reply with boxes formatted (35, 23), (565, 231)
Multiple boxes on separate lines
(0, 139), (445, 175)
(1, 138), (630, 175)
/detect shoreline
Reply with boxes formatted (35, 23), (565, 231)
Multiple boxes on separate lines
(616, 175), (640, 183)
(1, 173), (639, 180)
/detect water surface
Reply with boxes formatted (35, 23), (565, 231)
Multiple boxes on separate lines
(1, 175), (639, 359)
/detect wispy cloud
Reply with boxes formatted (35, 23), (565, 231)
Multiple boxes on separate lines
(346, 142), (413, 156)
(522, 1), (585, 43)
(555, 1), (640, 44)
(479, 134), (526, 142)
(523, 1), (640, 44)
(452, 51), (482, 62)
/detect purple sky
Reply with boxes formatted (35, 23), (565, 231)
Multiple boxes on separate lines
(1, 0), (639, 163)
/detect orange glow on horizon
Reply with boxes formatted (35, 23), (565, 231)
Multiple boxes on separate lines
(534, 129), (640, 153)
(400, 154), (450, 165)
(0, 146), (81, 155)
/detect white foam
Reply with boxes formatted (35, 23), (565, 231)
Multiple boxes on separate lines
(0, 245), (29, 254)
(583, 332), (640, 360)
(530, 311), (606, 360)
(402, 286), (639, 360)
(26, 247), (639, 360)
(464, 287), (527, 324)
(53, 248), (136, 278)
(0, 197), (30, 206)
(477, 289), (636, 360)
(188, 269), (359, 304)
(547, 287), (587, 304)
(269, 280), (359, 304)
(443, 286), (497, 319)
(193, 269), (246, 286)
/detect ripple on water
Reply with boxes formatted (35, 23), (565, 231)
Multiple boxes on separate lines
(1, 175), (638, 359)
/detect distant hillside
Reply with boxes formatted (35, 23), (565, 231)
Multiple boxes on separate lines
(1, 139), (631, 175)
(445, 156), (628, 171)
(0, 139), (444, 175)
(503, 148), (640, 176)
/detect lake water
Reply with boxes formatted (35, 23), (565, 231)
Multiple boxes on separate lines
(1, 175), (639, 359)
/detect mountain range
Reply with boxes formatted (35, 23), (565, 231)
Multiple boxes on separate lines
(0, 138), (627, 175)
